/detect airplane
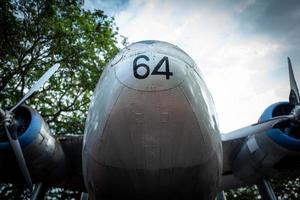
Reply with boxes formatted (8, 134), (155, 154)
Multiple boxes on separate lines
(0, 40), (300, 200)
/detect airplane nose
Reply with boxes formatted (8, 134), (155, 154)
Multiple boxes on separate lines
(83, 40), (222, 199)
(114, 42), (190, 92)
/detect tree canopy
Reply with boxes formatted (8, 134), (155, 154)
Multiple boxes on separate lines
(0, 0), (119, 136)
(225, 178), (300, 200)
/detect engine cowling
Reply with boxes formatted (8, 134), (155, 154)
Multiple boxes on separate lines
(260, 102), (300, 151)
(0, 106), (66, 184)
(232, 102), (300, 183)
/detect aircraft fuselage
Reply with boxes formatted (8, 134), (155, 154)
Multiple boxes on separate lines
(83, 41), (222, 199)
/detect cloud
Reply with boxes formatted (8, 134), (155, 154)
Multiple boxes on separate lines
(226, 0), (300, 61)
(84, 0), (129, 16)
(85, 0), (300, 132)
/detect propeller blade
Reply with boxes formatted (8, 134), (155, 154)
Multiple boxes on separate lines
(0, 108), (5, 121)
(10, 64), (60, 112)
(221, 115), (292, 141)
(288, 57), (300, 105)
(4, 124), (33, 188)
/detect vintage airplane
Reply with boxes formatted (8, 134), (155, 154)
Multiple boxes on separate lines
(0, 40), (300, 200)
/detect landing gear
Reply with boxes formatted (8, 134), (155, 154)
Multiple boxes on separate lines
(80, 192), (89, 200)
(216, 191), (226, 200)
(30, 183), (47, 200)
(257, 179), (277, 200)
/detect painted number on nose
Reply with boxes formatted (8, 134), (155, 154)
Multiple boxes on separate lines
(133, 55), (173, 79)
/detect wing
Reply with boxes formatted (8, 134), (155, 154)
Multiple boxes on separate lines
(0, 121), (85, 191)
(221, 134), (248, 190)
(0, 64), (85, 192)
(221, 121), (300, 190)
(221, 57), (300, 190)
(57, 134), (85, 191)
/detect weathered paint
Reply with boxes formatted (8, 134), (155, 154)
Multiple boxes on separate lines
(83, 41), (222, 199)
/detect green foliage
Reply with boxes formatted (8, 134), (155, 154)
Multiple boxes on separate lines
(225, 177), (300, 199)
(0, 184), (30, 199)
(272, 178), (300, 199)
(0, 0), (119, 135)
(225, 186), (260, 200)
(0, 184), (81, 199)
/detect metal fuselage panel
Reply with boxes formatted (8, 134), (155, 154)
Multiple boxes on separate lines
(83, 41), (222, 199)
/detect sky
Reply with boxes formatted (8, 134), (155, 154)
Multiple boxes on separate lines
(84, 0), (300, 133)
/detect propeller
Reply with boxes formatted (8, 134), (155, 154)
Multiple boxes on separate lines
(222, 57), (300, 141)
(288, 57), (300, 106)
(221, 115), (293, 141)
(0, 64), (60, 188)
(10, 64), (60, 112)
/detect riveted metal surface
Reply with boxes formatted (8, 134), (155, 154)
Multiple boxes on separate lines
(179, 67), (222, 160)
(83, 40), (222, 200)
(89, 86), (211, 170)
(83, 64), (124, 152)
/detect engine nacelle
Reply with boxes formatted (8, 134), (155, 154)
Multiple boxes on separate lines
(0, 106), (66, 184)
(232, 102), (300, 183)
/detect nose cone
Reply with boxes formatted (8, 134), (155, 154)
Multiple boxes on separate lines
(83, 40), (222, 199)
(114, 41), (193, 91)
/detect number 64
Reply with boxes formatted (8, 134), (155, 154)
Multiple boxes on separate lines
(133, 55), (173, 80)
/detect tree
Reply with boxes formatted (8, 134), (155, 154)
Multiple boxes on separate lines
(225, 177), (300, 199)
(0, 0), (119, 198)
(0, 0), (119, 136)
